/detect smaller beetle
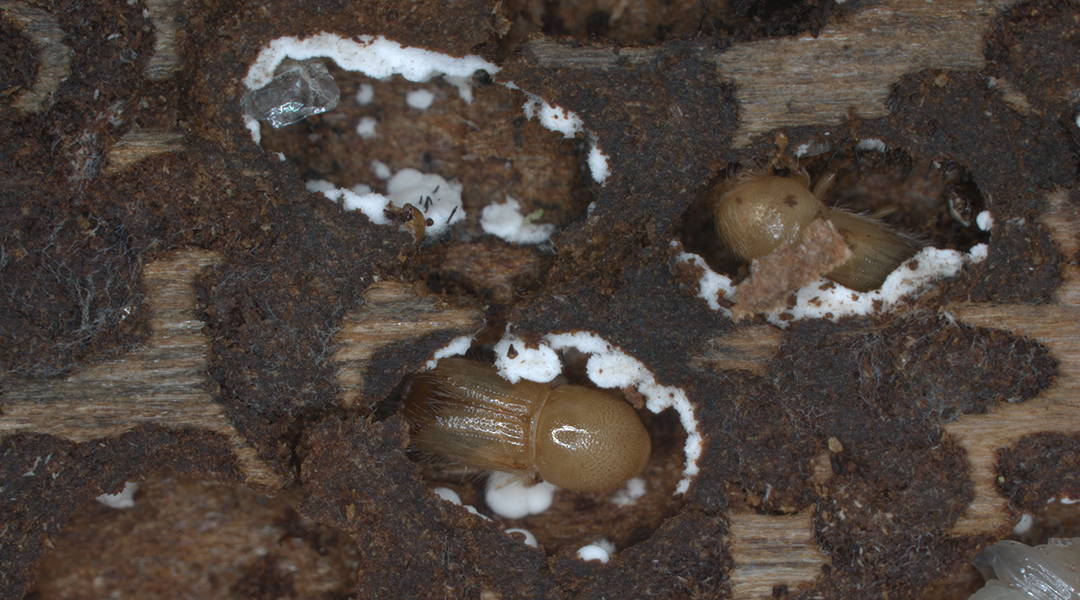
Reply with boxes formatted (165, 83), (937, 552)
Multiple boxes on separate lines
(402, 357), (652, 494)
(714, 137), (922, 292)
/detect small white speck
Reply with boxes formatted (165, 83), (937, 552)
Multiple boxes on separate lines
(505, 528), (538, 548)
(1061, 497), (1080, 505)
(577, 540), (615, 563)
(356, 83), (374, 105)
(406, 89), (435, 110)
(425, 336), (474, 370)
(356, 116), (377, 139)
(485, 473), (555, 519)
(96, 482), (138, 509)
(588, 140), (610, 185)
(976, 211), (994, 231)
(480, 197), (557, 245)
(611, 477), (647, 507)
(273, 152), (286, 162)
(370, 160), (392, 180)
(305, 179), (336, 193)
(244, 115), (262, 144)
(1012, 513), (1034, 535)
(443, 75), (473, 104)
(433, 487), (461, 504)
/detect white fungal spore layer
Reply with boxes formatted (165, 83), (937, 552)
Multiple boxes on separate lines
(244, 33), (497, 90)
(494, 331), (702, 495)
(587, 139), (610, 185)
(610, 477), (647, 507)
(485, 473), (556, 519)
(522, 92), (583, 138)
(385, 168), (464, 235)
(676, 240), (990, 326)
(516, 89), (610, 185)
(355, 116), (377, 139)
(505, 528), (538, 548)
(576, 539), (616, 563)
(96, 482), (139, 509)
(480, 197), (557, 245)
(311, 168), (464, 235)
(405, 88), (435, 110)
(425, 336), (475, 371)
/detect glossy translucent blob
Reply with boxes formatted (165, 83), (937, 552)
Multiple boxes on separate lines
(970, 538), (1080, 600)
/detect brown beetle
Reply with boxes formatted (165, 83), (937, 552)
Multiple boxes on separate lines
(402, 358), (651, 493)
(714, 140), (922, 293)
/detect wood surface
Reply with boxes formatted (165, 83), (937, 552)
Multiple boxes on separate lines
(518, 0), (1011, 146)
(3, 0), (1073, 597)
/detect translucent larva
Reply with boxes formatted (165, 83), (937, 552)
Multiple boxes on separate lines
(402, 358), (652, 493)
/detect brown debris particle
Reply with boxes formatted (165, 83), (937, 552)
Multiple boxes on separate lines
(730, 218), (853, 319)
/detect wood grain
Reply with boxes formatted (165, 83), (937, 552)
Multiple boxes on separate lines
(0, 1), (72, 114)
(0, 250), (286, 491)
(333, 281), (484, 409)
(729, 509), (831, 599)
(104, 130), (186, 175)
(518, 0), (1013, 146)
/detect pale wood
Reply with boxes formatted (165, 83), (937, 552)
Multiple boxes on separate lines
(728, 509), (831, 599)
(104, 130), (186, 175)
(0, 250), (286, 492)
(2, 0), (1074, 594)
(333, 281), (484, 409)
(941, 192), (1080, 536)
(518, 0), (1015, 146)
(690, 325), (783, 375)
(0, 1), (72, 114)
(145, 0), (183, 81)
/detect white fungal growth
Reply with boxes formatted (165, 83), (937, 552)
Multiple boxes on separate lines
(405, 88), (435, 110)
(96, 482), (138, 509)
(1011, 513), (1034, 536)
(505, 528), (538, 548)
(355, 116), (377, 139)
(676, 240), (991, 326)
(425, 335), (475, 370)
(485, 473), (556, 519)
(493, 331), (702, 495)
(977, 210), (995, 232)
(610, 477), (647, 507)
(522, 92), (584, 139)
(443, 75), (473, 104)
(433, 486), (461, 504)
(588, 139), (611, 186)
(370, 160), (392, 180)
(480, 197), (557, 244)
(310, 168), (464, 236)
(356, 83), (374, 105)
(577, 540), (616, 563)
(244, 33), (497, 90)
(385, 168), (464, 235)
(432, 486), (490, 520)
